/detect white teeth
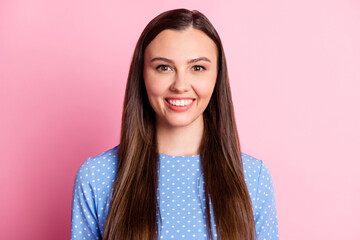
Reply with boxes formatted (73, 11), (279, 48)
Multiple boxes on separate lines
(168, 99), (194, 106)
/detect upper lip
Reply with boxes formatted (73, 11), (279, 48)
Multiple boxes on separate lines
(165, 97), (196, 100)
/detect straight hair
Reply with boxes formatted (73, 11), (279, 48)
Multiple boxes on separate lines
(103, 8), (255, 240)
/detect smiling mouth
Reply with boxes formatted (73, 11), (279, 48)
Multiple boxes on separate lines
(165, 99), (195, 106)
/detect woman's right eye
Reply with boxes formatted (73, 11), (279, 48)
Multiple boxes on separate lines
(156, 65), (171, 72)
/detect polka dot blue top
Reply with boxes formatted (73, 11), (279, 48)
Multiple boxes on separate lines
(71, 145), (279, 239)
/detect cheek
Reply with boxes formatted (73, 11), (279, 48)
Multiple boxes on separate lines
(144, 71), (160, 98)
(195, 75), (217, 99)
(144, 73), (168, 108)
(144, 82), (161, 113)
(145, 83), (166, 103)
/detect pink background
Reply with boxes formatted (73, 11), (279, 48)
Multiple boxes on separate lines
(1, 0), (359, 239)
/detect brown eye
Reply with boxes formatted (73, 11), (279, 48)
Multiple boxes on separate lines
(192, 65), (205, 71)
(156, 65), (170, 71)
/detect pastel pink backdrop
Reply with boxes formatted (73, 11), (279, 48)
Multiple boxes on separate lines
(1, 0), (359, 239)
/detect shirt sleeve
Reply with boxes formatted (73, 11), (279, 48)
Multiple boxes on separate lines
(254, 160), (279, 240)
(71, 157), (102, 240)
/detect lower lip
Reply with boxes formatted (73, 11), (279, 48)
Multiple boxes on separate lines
(164, 99), (195, 112)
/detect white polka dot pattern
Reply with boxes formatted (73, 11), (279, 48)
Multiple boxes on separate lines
(71, 145), (279, 239)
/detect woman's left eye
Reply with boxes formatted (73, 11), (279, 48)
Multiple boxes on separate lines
(192, 65), (206, 71)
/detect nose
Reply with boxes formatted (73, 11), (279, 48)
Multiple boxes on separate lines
(170, 71), (190, 93)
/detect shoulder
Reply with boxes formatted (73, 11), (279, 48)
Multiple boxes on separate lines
(72, 144), (119, 210)
(241, 152), (263, 172)
(76, 145), (119, 177)
(71, 145), (119, 238)
(241, 152), (274, 183)
(241, 152), (263, 185)
(241, 153), (275, 204)
(241, 153), (279, 238)
(73, 145), (119, 195)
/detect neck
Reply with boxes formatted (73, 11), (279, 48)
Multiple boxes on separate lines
(156, 116), (204, 156)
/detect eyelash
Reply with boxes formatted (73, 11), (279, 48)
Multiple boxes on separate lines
(155, 65), (206, 72)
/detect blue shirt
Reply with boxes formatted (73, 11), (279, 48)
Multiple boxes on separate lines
(71, 145), (278, 239)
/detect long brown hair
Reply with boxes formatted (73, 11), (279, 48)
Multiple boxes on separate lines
(103, 8), (255, 240)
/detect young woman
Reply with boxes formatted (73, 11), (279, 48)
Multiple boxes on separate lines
(71, 8), (278, 240)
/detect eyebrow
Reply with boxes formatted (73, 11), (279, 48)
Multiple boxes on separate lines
(150, 57), (212, 64)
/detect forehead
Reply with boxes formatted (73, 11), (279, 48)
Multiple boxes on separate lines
(144, 28), (218, 61)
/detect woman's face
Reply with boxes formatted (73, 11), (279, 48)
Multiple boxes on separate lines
(143, 27), (218, 129)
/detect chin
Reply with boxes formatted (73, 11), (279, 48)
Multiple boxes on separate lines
(166, 120), (194, 128)
(164, 115), (202, 129)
